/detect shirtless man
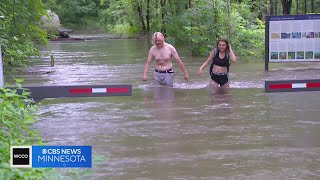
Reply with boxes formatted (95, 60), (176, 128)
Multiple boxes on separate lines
(142, 32), (189, 87)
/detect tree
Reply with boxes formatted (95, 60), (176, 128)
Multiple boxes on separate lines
(160, 0), (167, 34)
(227, 0), (231, 39)
(93, 0), (266, 57)
(135, 0), (146, 33)
(281, 0), (292, 14)
(275, 0), (278, 15)
(270, 0), (274, 15)
(188, 0), (192, 8)
(0, 0), (48, 70)
(146, 0), (150, 32)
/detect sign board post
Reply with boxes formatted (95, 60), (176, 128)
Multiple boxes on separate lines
(265, 17), (270, 71)
(265, 14), (320, 71)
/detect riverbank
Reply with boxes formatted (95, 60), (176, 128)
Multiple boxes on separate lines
(49, 33), (148, 42)
(56, 25), (148, 41)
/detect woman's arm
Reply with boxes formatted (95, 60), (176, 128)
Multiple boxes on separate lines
(198, 51), (215, 74)
(229, 45), (237, 62)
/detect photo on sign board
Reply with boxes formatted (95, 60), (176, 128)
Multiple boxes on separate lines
(305, 51), (313, 59)
(292, 32), (301, 39)
(271, 52), (279, 59)
(279, 52), (287, 59)
(302, 32), (307, 38)
(296, 51), (305, 59)
(314, 51), (320, 59)
(281, 33), (291, 39)
(288, 52), (295, 59)
(271, 33), (280, 39)
(306, 32), (314, 38)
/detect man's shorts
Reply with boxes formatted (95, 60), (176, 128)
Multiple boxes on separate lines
(153, 69), (174, 87)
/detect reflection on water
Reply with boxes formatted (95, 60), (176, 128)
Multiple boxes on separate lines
(208, 88), (233, 118)
(151, 86), (176, 102)
(12, 39), (320, 179)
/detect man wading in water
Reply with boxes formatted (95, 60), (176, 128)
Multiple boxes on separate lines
(142, 32), (189, 87)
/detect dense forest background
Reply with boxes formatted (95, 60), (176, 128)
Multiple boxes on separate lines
(1, 0), (320, 70)
(44, 0), (320, 57)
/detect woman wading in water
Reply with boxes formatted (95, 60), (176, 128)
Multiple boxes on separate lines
(198, 39), (237, 89)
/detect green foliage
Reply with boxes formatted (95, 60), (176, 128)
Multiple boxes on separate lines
(0, 0), (48, 71)
(0, 81), (100, 179)
(165, 36), (176, 46)
(49, 0), (105, 26)
(99, 0), (140, 36)
(163, 1), (201, 55)
(0, 80), (54, 179)
(45, 0), (265, 59)
(105, 23), (139, 37)
(46, 0), (318, 60)
(57, 0), (97, 24)
(164, 0), (265, 58)
(226, 3), (265, 60)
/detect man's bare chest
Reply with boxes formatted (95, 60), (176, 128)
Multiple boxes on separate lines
(153, 48), (172, 60)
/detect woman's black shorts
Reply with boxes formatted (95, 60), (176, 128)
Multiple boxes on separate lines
(211, 72), (229, 86)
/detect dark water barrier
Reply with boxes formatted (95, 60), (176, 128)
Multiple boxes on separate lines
(16, 84), (132, 102)
(265, 79), (320, 93)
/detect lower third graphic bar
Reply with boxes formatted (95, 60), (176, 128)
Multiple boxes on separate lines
(32, 146), (92, 168)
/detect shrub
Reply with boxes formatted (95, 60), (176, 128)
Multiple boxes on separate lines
(0, 80), (55, 179)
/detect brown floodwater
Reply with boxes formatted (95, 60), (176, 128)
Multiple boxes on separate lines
(10, 39), (320, 179)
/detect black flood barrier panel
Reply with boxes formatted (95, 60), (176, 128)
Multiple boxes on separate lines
(17, 84), (132, 101)
(265, 79), (320, 93)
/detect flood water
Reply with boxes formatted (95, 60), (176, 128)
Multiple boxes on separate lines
(11, 39), (320, 179)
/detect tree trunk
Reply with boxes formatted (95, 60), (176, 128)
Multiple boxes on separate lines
(304, 0), (307, 14)
(137, 2), (146, 33)
(281, 0), (292, 15)
(212, 0), (218, 40)
(146, 0), (150, 32)
(13, 0), (17, 28)
(311, 0), (314, 13)
(270, 0), (274, 15)
(296, 0), (299, 14)
(227, 0), (231, 40)
(168, 0), (174, 15)
(156, 0), (158, 21)
(160, 0), (166, 34)
(275, 0), (278, 15)
(188, 0), (192, 8)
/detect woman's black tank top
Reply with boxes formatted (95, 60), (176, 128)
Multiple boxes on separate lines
(213, 51), (229, 67)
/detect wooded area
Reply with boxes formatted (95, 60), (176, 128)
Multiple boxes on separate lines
(0, 0), (320, 70)
(41, 0), (320, 57)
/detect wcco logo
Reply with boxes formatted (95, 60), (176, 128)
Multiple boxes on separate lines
(13, 154), (29, 158)
(10, 146), (32, 168)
